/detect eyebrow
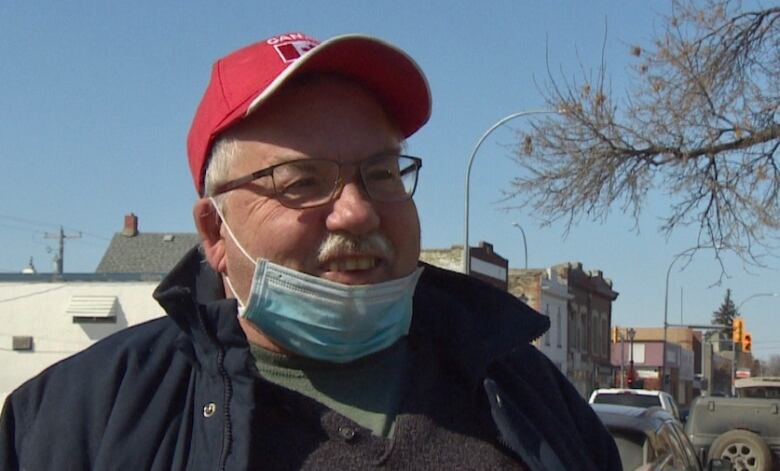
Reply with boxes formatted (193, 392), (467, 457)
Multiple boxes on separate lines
(268, 146), (405, 165)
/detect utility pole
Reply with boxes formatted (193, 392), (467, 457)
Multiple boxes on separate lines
(619, 331), (626, 388)
(706, 338), (714, 396)
(731, 318), (744, 396)
(627, 328), (636, 388)
(44, 226), (82, 275)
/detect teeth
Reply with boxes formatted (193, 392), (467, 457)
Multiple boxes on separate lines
(327, 257), (376, 272)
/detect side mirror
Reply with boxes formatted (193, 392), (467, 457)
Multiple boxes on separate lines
(707, 458), (732, 471)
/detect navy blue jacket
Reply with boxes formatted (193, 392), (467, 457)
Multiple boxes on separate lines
(1, 248), (620, 470)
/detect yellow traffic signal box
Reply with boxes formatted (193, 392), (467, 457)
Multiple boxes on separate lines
(732, 317), (744, 344)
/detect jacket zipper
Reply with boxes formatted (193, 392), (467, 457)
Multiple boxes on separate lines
(195, 310), (233, 471)
(216, 345), (233, 471)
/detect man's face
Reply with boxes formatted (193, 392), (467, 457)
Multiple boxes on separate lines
(211, 77), (421, 302)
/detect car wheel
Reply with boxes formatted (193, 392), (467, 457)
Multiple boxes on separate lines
(708, 429), (772, 471)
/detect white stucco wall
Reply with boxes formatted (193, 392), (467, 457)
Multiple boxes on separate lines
(0, 281), (164, 404)
(537, 269), (571, 373)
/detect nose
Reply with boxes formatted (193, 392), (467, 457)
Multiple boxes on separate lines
(325, 178), (381, 236)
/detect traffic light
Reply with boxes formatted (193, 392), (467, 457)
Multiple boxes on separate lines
(742, 333), (752, 352)
(732, 317), (744, 344)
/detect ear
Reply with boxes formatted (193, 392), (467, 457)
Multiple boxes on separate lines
(193, 198), (227, 273)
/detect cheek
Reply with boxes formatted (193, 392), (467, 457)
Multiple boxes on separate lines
(256, 208), (327, 263)
(380, 204), (421, 269)
(231, 200), (325, 263)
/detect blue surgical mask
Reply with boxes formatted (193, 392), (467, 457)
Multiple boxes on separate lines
(210, 198), (423, 363)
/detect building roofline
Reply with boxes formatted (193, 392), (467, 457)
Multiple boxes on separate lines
(0, 273), (166, 282)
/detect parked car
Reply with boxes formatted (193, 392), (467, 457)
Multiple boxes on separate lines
(589, 388), (682, 421)
(686, 377), (780, 470)
(591, 404), (730, 470)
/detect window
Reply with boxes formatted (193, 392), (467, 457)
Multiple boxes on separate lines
(12, 336), (33, 351)
(668, 422), (699, 469)
(544, 303), (551, 346)
(556, 306), (562, 348)
(569, 310), (577, 350)
(658, 423), (695, 470)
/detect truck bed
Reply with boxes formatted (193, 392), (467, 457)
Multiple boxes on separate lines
(685, 397), (780, 458)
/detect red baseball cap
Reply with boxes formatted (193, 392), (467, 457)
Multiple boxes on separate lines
(187, 32), (432, 195)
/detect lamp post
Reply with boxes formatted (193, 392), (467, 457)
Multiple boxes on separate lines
(627, 328), (636, 388)
(462, 110), (558, 274)
(619, 331), (626, 388)
(738, 292), (780, 311)
(661, 246), (701, 393)
(512, 222), (528, 269)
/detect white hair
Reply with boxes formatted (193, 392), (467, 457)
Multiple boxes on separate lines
(203, 136), (240, 211)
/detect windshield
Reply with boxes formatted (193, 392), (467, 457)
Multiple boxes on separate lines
(739, 386), (780, 399)
(592, 393), (662, 409)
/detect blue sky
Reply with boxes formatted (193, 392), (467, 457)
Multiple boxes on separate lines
(2, 1), (779, 358)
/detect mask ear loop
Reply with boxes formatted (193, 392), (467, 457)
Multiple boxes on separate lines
(209, 197), (254, 310)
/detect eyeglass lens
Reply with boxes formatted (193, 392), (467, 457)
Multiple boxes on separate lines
(272, 155), (419, 209)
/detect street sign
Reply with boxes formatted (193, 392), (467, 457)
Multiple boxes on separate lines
(736, 368), (751, 379)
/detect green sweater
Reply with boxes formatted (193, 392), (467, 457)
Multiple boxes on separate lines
(250, 340), (409, 437)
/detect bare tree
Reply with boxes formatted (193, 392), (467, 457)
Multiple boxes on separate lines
(763, 354), (780, 376)
(512, 0), (780, 264)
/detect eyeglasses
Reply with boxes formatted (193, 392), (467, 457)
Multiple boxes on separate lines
(213, 154), (423, 209)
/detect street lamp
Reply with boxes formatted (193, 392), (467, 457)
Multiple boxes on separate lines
(619, 331), (626, 388)
(511, 222), (528, 269)
(661, 246), (702, 393)
(661, 244), (723, 393)
(462, 110), (559, 274)
(627, 328), (636, 388)
(662, 249), (691, 391)
(738, 292), (780, 311)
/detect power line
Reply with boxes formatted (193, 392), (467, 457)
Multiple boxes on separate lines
(0, 286), (66, 304)
(0, 223), (46, 234)
(0, 214), (59, 230)
(0, 214), (110, 241)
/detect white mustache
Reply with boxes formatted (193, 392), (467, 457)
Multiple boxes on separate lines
(317, 232), (394, 262)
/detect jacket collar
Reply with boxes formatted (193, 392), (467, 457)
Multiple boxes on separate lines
(153, 246), (247, 371)
(411, 262), (549, 389)
(152, 248), (549, 382)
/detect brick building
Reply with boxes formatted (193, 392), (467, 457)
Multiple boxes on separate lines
(555, 262), (619, 398)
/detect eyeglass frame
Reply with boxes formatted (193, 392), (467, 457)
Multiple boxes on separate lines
(211, 153), (423, 209)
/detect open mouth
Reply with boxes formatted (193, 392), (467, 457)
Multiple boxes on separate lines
(324, 256), (380, 272)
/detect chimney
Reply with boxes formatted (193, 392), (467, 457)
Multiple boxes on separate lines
(479, 241), (494, 255)
(122, 213), (139, 237)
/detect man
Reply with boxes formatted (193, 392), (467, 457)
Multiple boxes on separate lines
(1, 33), (620, 470)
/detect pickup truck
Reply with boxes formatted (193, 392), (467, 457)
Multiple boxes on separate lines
(685, 377), (780, 470)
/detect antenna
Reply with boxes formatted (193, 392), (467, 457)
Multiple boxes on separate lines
(44, 226), (82, 274)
